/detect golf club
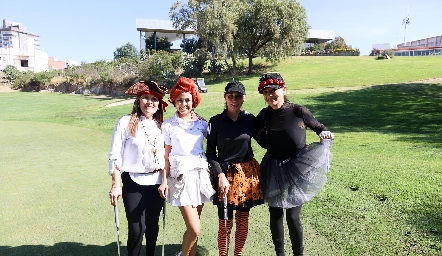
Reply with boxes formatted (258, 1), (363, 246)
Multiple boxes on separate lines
(114, 204), (121, 256)
(223, 195), (229, 256)
(162, 199), (166, 256)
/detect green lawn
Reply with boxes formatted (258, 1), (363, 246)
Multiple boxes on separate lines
(0, 56), (441, 256)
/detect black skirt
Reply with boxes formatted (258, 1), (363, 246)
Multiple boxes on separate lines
(260, 139), (332, 208)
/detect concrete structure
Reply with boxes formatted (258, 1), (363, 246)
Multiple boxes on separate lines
(303, 29), (335, 49)
(0, 19), (48, 72)
(136, 19), (195, 51)
(394, 35), (442, 56)
(48, 57), (66, 70)
(137, 19), (334, 51)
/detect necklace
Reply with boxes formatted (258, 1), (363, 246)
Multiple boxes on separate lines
(141, 120), (160, 167)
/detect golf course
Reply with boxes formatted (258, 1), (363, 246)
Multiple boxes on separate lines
(1, 56), (441, 255)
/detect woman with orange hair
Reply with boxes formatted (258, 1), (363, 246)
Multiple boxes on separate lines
(158, 77), (215, 256)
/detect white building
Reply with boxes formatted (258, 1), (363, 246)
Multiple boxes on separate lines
(0, 19), (48, 72)
(394, 35), (442, 56)
(303, 29), (335, 48)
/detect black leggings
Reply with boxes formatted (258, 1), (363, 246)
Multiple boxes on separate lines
(122, 172), (164, 256)
(269, 205), (303, 256)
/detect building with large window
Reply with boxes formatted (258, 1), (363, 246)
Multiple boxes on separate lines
(394, 35), (442, 56)
(0, 19), (48, 72)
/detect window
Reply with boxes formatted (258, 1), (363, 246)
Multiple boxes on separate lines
(21, 60), (28, 67)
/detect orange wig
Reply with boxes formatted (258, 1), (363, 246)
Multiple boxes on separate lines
(169, 77), (201, 108)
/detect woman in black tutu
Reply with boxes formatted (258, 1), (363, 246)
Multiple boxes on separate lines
(254, 73), (334, 256)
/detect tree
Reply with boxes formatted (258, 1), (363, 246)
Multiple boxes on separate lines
(170, 0), (308, 75)
(180, 37), (200, 54)
(114, 43), (139, 60)
(324, 36), (348, 52)
(144, 34), (172, 51)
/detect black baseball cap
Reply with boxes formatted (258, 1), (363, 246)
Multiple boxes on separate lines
(225, 81), (246, 95)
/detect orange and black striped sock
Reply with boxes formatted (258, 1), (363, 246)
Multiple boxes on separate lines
(218, 219), (233, 256)
(234, 211), (249, 256)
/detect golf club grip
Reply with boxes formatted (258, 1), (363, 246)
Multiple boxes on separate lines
(223, 196), (228, 220)
(114, 205), (120, 229)
(162, 200), (166, 222)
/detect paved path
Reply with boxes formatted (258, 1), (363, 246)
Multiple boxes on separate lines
(105, 99), (134, 107)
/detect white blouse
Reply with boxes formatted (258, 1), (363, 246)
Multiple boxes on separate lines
(161, 112), (208, 156)
(108, 115), (165, 185)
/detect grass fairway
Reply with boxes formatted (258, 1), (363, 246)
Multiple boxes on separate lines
(0, 56), (441, 255)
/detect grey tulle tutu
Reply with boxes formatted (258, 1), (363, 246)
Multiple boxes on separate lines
(260, 139), (332, 208)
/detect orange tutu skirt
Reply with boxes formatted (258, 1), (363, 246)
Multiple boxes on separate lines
(212, 158), (264, 210)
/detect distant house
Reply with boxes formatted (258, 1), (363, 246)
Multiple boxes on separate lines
(303, 29), (335, 48)
(394, 35), (442, 56)
(0, 19), (48, 72)
(48, 57), (66, 70)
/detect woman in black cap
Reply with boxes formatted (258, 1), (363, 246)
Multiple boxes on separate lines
(206, 81), (264, 256)
(255, 73), (334, 256)
(108, 81), (168, 256)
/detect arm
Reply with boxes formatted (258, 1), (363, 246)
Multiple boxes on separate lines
(158, 144), (171, 199)
(108, 117), (126, 206)
(253, 108), (268, 148)
(298, 106), (334, 140)
(109, 167), (122, 206)
(206, 117), (229, 196)
(159, 121), (171, 199)
(206, 119), (222, 176)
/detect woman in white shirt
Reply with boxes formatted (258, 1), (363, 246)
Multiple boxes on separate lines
(159, 77), (215, 256)
(108, 81), (168, 256)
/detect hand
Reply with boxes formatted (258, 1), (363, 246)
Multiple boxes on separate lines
(218, 173), (230, 198)
(319, 131), (334, 140)
(158, 183), (168, 199)
(109, 186), (122, 206)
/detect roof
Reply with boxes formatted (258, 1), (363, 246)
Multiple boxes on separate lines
(306, 29), (334, 44)
(136, 19), (195, 42)
(136, 19), (333, 45)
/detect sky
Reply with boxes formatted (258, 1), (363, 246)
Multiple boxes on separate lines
(1, 0), (441, 63)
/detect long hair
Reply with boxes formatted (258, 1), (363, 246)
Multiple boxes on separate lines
(127, 97), (164, 137)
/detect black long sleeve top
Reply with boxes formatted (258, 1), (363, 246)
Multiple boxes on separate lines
(206, 110), (255, 176)
(255, 102), (328, 160)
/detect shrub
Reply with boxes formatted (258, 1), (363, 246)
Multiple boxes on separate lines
(3, 65), (21, 84)
(13, 71), (33, 89)
(139, 50), (183, 88)
(382, 49), (394, 59)
(182, 49), (209, 78)
(208, 56), (226, 75)
(30, 71), (55, 90)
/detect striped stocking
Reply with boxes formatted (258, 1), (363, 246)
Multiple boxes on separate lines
(234, 211), (249, 256)
(218, 219), (233, 256)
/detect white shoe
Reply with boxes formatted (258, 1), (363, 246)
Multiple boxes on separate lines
(175, 251), (182, 256)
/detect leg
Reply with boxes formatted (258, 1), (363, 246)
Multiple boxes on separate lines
(217, 206), (234, 256)
(286, 206), (303, 256)
(269, 206), (285, 256)
(234, 210), (250, 256)
(122, 173), (145, 256)
(144, 184), (164, 256)
(180, 205), (203, 256)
